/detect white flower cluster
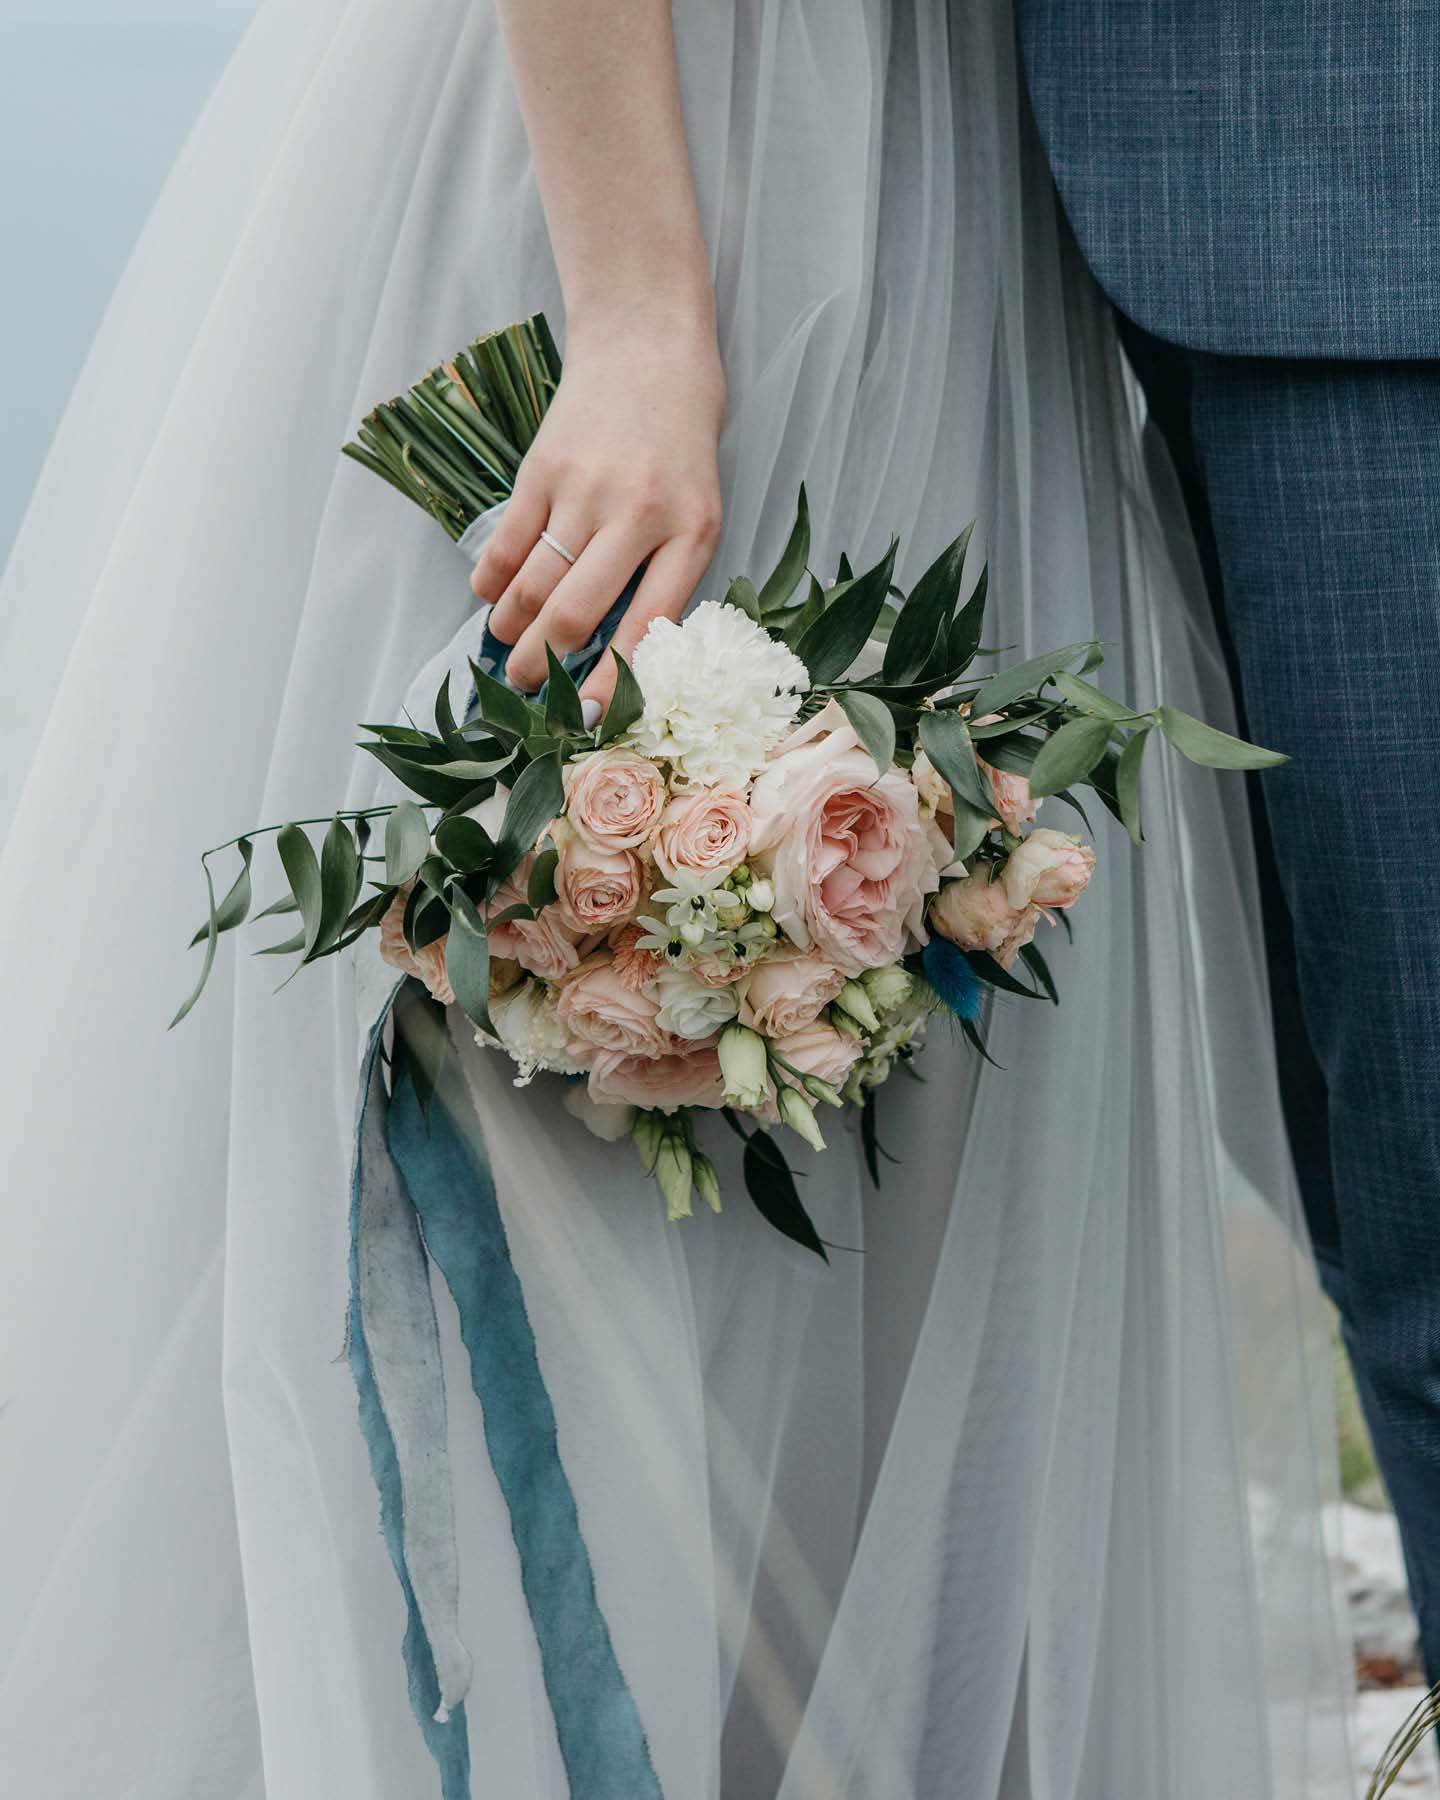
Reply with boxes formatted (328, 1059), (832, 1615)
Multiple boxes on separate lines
(629, 602), (809, 787)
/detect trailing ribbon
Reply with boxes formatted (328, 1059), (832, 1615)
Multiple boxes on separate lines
(347, 980), (663, 1799)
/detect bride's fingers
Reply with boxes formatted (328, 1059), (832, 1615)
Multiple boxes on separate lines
(577, 532), (717, 707)
(503, 524), (654, 692)
(488, 516), (592, 649)
(468, 479), (548, 604)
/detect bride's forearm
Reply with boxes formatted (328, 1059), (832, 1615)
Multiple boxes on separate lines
(494, 0), (716, 344)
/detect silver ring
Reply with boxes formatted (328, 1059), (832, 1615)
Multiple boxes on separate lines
(539, 528), (577, 565)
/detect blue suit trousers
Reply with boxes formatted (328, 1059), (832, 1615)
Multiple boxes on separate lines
(1119, 324), (1440, 1678)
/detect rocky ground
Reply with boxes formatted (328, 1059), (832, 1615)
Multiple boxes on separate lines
(1343, 1502), (1438, 1794)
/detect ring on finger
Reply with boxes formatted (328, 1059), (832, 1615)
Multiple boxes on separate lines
(539, 528), (578, 565)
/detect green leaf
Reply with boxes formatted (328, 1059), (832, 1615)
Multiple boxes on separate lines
(835, 690), (897, 774)
(1115, 725), (1152, 845)
(1154, 705), (1289, 770)
(946, 565), (989, 674)
(1052, 670), (1137, 723)
(948, 798), (994, 863)
(793, 537), (898, 683)
(918, 710), (994, 816)
(966, 948), (1043, 999)
(276, 824), (324, 957)
(527, 845), (559, 911)
(385, 799), (431, 888)
(960, 1017), (1003, 1068)
(253, 891), (301, 921)
(468, 661), (535, 741)
(882, 521), (973, 685)
(598, 648), (645, 743)
(404, 753), (514, 782)
(187, 836), (254, 946)
(782, 575), (828, 648)
(758, 485), (811, 615)
(308, 816), (360, 959)
(254, 925), (308, 958)
(544, 644), (585, 736)
(433, 672), (469, 757)
(495, 751), (564, 881)
(743, 1132), (828, 1261)
(444, 890), (495, 1036)
(1027, 715), (1113, 800)
(392, 987), (454, 1127)
(968, 640), (1099, 720)
(170, 860), (221, 1027)
(1018, 941), (1059, 1005)
(724, 575), (762, 622)
(360, 740), (487, 807)
(433, 813), (494, 873)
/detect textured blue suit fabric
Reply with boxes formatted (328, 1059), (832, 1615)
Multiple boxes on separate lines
(1015, 1), (1440, 1679)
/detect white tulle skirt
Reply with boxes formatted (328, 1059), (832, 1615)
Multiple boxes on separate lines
(0, 1), (1355, 1794)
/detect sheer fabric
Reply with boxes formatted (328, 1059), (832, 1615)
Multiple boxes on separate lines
(0, 0), (1353, 1794)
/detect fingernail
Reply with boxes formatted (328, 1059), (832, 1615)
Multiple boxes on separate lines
(581, 697), (602, 730)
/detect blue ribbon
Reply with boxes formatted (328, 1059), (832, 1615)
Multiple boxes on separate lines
(347, 983), (663, 1799)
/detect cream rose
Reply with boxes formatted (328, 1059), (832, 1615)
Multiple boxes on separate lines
(1000, 830), (1096, 911)
(929, 872), (1041, 970)
(563, 748), (667, 850)
(556, 956), (676, 1060)
(749, 700), (943, 976)
(651, 786), (752, 882)
(378, 885), (455, 1006)
(651, 967), (739, 1041)
(588, 1043), (728, 1113)
(738, 950), (846, 1038)
(553, 820), (644, 932)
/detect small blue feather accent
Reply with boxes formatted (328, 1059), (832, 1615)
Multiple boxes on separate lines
(923, 937), (984, 1022)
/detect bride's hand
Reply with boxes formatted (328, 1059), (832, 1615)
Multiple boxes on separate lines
(470, 316), (725, 707)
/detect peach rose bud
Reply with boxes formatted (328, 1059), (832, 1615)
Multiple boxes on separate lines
(1000, 829), (1096, 911)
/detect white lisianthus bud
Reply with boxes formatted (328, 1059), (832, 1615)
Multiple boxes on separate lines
(679, 917), (708, 948)
(718, 1023), (769, 1109)
(632, 1110), (665, 1173)
(746, 878), (775, 913)
(803, 1073), (844, 1108)
(655, 1134), (694, 1221)
(692, 1152), (722, 1214)
(777, 1084), (826, 1152)
(860, 964), (913, 1018)
(562, 1084), (636, 1142)
(835, 979), (881, 1033)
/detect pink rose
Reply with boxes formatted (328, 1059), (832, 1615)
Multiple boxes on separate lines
(554, 823), (645, 932)
(980, 760), (1039, 835)
(651, 786), (752, 882)
(771, 1019), (864, 1093)
(556, 956), (677, 1060)
(929, 872), (1041, 971)
(564, 748), (667, 850)
(588, 1043), (728, 1113)
(738, 951), (846, 1038)
(749, 700), (943, 976)
(485, 864), (583, 982)
(608, 922), (665, 991)
(1001, 830), (1095, 911)
(378, 885), (455, 1005)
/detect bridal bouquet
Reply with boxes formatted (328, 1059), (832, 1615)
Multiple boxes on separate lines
(176, 314), (1282, 1255)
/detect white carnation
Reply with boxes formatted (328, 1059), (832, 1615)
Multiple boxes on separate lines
(629, 602), (809, 786)
(651, 967), (740, 1040)
(481, 981), (588, 1086)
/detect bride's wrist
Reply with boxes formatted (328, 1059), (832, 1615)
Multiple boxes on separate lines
(563, 274), (721, 367)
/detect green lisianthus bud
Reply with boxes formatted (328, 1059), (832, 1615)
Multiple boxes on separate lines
(655, 1134), (694, 1221)
(860, 964), (913, 1017)
(718, 1022), (769, 1109)
(728, 863), (754, 890)
(692, 1152), (722, 1214)
(830, 1007), (865, 1042)
(777, 1084), (826, 1152)
(632, 1110), (665, 1174)
(802, 1073), (844, 1108)
(835, 980), (881, 1033)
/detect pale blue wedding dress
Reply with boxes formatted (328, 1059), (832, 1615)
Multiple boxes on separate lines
(0, 1), (1354, 1795)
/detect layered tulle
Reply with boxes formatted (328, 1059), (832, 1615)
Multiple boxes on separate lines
(0, 0), (1353, 1794)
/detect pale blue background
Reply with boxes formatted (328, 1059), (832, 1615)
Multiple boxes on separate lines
(0, 1), (256, 566)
